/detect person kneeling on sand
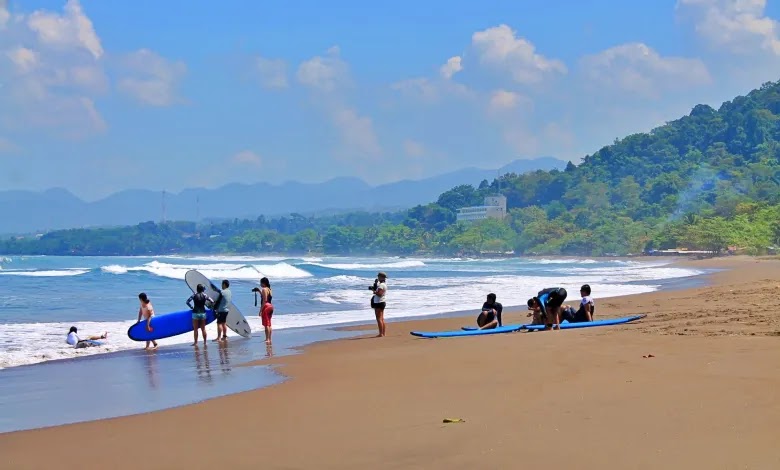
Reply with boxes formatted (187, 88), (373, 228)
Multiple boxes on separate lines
(526, 287), (567, 330)
(66, 326), (108, 349)
(477, 293), (503, 330)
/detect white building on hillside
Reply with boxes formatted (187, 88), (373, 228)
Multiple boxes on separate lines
(456, 195), (507, 222)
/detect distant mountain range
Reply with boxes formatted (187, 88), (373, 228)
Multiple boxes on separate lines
(0, 157), (566, 234)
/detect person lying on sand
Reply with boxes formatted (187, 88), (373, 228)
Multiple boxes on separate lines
(476, 293), (503, 330)
(66, 326), (107, 349)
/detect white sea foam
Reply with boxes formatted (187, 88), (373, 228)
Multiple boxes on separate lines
(100, 261), (312, 280)
(310, 260), (426, 270)
(0, 269), (90, 277)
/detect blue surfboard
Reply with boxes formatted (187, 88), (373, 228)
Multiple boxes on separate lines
(127, 309), (217, 341)
(524, 314), (646, 331)
(410, 323), (530, 338)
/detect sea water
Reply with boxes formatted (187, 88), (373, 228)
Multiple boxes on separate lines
(0, 255), (705, 370)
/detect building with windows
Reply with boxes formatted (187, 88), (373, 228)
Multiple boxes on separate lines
(456, 195), (507, 222)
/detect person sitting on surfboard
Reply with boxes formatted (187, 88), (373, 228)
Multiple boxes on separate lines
(186, 284), (214, 346)
(560, 284), (595, 323)
(526, 287), (567, 330)
(66, 326), (107, 349)
(137, 292), (158, 350)
(476, 293), (503, 330)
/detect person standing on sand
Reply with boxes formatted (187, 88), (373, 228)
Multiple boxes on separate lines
(137, 292), (158, 350)
(186, 284), (214, 346)
(370, 272), (388, 337)
(253, 277), (274, 344)
(212, 279), (232, 342)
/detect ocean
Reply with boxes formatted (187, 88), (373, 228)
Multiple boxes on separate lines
(0, 255), (706, 370)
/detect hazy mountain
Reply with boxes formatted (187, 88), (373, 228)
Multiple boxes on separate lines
(1, 157), (566, 234)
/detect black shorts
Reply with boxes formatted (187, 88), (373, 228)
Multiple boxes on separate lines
(371, 300), (386, 310)
(216, 311), (229, 324)
(547, 288), (567, 311)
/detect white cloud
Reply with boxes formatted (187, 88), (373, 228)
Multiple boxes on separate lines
(0, 0), (10, 30)
(26, 0), (103, 59)
(677, 0), (780, 55)
(580, 43), (711, 97)
(231, 150), (263, 167)
(439, 56), (463, 79)
(488, 89), (526, 111)
(254, 55), (288, 89)
(471, 24), (567, 84)
(296, 46), (348, 92)
(6, 46), (39, 73)
(391, 77), (441, 102)
(403, 139), (426, 157)
(117, 49), (187, 106)
(330, 105), (381, 159)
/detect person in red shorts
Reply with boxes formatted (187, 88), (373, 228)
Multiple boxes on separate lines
(253, 277), (274, 344)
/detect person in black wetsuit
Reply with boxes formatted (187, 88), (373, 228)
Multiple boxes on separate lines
(186, 284), (214, 346)
(476, 293), (504, 330)
(526, 287), (567, 330)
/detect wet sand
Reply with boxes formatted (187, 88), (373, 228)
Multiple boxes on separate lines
(2, 256), (779, 469)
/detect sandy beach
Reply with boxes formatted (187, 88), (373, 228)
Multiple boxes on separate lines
(2, 256), (779, 469)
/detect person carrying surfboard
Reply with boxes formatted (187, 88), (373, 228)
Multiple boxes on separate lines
(137, 292), (158, 350)
(186, 284), (214, 345)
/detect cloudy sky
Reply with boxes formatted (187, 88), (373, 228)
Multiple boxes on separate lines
(1, 0), (779, 200)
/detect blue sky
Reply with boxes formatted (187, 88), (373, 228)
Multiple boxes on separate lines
(2, 0), (780, 200)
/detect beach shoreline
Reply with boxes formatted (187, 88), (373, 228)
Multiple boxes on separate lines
(2, 255), (779, 469)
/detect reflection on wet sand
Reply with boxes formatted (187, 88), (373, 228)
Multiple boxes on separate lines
(265, 343), (274, 358)
(145, 350), (159, 390)
(193, 344), (213, 384)
(217, 341), (231, 374)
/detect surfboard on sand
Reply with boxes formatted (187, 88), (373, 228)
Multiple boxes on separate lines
(127, 309), (217, 341)
(410, 323), (529, 338)
(524, 314), (647, 331)
(185, 269), (252, 338)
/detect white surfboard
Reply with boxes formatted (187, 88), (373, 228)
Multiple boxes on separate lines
(184, 269), (252, 338)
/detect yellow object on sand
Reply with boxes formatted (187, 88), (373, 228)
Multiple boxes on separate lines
(442, 418), (465, 423)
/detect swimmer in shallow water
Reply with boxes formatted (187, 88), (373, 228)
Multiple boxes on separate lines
(66, 326), (108, 349)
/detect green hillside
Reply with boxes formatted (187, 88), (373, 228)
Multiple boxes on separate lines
(3, 81), (780, 256)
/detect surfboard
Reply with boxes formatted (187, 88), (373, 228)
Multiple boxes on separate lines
(524, 314), (647, 331)
(127, 309), (217, 341)
(410, 323), (529, 338)
(185, 269), (252, 338)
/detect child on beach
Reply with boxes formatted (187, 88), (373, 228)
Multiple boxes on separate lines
(187, 284), (214, 345)
(137, 292), (158, 350)
(253, 277), (274, 344)
(526, 287), (567, 330)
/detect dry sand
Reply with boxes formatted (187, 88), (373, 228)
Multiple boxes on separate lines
(2, 256), (779, 469)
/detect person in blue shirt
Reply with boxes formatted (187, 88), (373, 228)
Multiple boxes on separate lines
(526, 287), (567, 330)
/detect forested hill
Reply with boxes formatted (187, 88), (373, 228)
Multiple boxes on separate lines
(2, 81), (780, 256)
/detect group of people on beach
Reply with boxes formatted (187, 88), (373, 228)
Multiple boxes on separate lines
(66, 277), (276, 350)
(67, 270), (594, 351)
(475, 284), (595, 331)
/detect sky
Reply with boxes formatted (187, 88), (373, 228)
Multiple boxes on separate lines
(2, 0), (780, 201)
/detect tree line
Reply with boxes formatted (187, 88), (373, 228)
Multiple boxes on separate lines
(3, 80), (780, 257)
